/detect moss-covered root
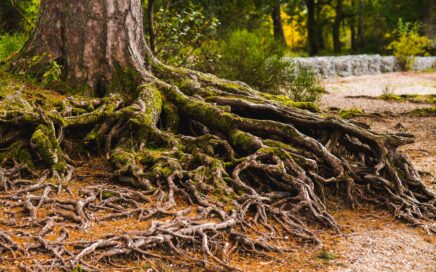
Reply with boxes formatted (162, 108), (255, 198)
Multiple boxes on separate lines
(30, 123), (70, 178)
(110, 147), (154, 190)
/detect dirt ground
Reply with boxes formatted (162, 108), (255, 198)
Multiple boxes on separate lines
(318, 71), (436, 272)
(0, 72), (435, 272)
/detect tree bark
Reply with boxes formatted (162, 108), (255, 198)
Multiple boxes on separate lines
(19, 0), (149, 96)
(357, 0), (365, 49)
(271, 0), (288, 47)
(306, 0), (318, 55)
(147, 0), (156, 55)
(423, 0), (435, 45)
(333, 0), (343, 53)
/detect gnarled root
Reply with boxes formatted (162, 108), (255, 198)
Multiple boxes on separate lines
(0, 65), (434, 270)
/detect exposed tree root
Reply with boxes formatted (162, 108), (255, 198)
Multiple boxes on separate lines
(0, 63), (434, 270)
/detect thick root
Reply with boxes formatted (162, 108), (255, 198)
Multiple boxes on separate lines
(0, 65), (434, 270)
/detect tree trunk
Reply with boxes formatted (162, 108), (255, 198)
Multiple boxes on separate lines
(271, 0), (288, 47)
(306, 0), (318, 55)
(18, 0), (149, 96)
(357, 0), (365, 49)
(333, 0), (343, 53)
(147, 0), (156, 55)
(1, 0), (434, 270)
(423, 0), (435, 45)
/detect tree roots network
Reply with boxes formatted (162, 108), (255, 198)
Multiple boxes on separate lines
(0, 63), (434, 271)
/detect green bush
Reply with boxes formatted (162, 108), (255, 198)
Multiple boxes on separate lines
(387, 19), (431, 71)
(195, 30), (323, 102)
(0, 33), (27, 61)
(151, 2), (219, 66)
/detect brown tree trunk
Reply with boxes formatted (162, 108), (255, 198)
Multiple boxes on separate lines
(271, 0), (287, 47)
(357, 0), (365, 49)
(333, 0), (343, 53)
(306, 0), (318, 55)
(19, 0), (149, 96)
(147, 0), (156, 55)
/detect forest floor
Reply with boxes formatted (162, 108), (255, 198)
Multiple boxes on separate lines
(0, 72), (435, 272)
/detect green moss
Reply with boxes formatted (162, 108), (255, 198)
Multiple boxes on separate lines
(30, 124), (66, 173)
(83, 126), (99, 144)
(0, 141), (34, 167)
(230, 130), (261, 153)
(111, 149), (135, 166)
(259, 93), (319, 112)
(408, 106), (436, 117)
(102, 191), (113, 199)
(380, 93), (401, 101)
(339, 108), (365, 119)
(160, 166), (174, 177)
(31, 126), (56, 165)
(162, 102), (179, 131)
(380, 94), (436, 104)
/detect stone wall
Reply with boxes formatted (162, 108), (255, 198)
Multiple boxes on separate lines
(287, 55), (436, 78)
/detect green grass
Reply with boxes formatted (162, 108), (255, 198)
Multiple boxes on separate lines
(317, 250), (336, 261)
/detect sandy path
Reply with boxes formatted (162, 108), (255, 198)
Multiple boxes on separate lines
(321, 72), (436, 113)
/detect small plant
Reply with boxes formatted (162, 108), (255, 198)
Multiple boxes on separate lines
(284, 63), (324, 102)
(387, 19), (431, 71)
(71, 265), (88, 272)
(317, 250), (336, 261)
(0, 33), (27, 61)
(42, 60), (62, 85)
(382, 84), (394, 96)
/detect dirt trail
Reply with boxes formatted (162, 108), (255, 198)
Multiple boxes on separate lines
(319, 71), (436, 272)
(321, 72), (436, 113)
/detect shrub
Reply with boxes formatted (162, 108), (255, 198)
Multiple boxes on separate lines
(196, 30), (323, 102)
(214, 30), (273, 88)
(387, 19), (431, 71)
(0, 33), (27, 61)
(151, 2), (219, 66)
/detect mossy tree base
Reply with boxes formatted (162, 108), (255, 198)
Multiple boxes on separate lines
(0, 59), (434, 270)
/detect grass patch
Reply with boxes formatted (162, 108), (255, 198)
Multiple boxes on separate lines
(407, 107), (436, 117)
(339, 108), (365, 119)
(317, 250), (336, 261)
(380, 94), (436, 104)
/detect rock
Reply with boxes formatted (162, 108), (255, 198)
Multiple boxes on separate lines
(286, 55), (436, 79)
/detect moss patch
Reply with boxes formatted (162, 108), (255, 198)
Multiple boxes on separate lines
(407, 107), (436, 117)
(339, 108), (365, 119)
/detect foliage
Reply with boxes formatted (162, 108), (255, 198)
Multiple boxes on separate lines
(387, 19), (431, 70)
(0, 33), (27, 61)
(42, 60), (62, 85)
(18, 0), (40, 32)
(196, 30), (322, 102)
(212, 29), (279, 89)
(284, 62), (324, 102)
(150, 1), (219, 66)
